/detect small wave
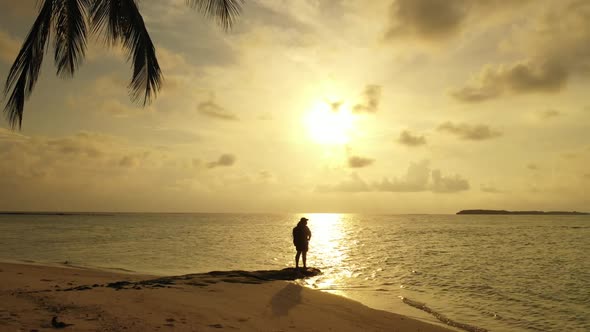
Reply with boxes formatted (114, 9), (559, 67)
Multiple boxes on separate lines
(401, 297), (488, 332)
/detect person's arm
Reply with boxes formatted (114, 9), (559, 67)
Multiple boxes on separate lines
(306, 227), (312, 241)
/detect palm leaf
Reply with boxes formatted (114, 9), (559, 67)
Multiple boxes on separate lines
(186, 0), (245, 30)
(91, 0), (162, 105)
(53, 0), (91, 77)
(4, 0), (245, 129)
(3, 0), (54, 129)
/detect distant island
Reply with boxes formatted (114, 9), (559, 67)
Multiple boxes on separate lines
(457, 209), (589, 215)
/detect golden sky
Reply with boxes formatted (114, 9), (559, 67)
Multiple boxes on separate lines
(0, 0), (588, 213)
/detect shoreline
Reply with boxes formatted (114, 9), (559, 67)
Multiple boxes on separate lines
(0, 261), (457, 331)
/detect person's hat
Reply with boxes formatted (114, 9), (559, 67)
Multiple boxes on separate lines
(300, 217), (308, 222)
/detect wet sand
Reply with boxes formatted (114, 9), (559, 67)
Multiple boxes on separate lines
(0, 262), (455, 331)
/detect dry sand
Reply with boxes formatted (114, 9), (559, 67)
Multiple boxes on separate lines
(0, 262), (455, 331)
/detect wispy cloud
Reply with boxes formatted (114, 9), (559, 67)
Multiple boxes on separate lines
(207, 154), (236, 168)
(384, 0), (532, 42)
(316, 173), (370, 193)
(538, 109), (561, 119)
(438, 122), (502, 140)
(374, 160), (431, 192)
(431, 169), (470, 193)
(398, 130), (427, 147)
(481, 184), (504, 193)
(348, 156), (375, 168)
(0, 29), (20, 64)
(353, 85), (381, 114)
(452, 1), (590, 103)
(197, 100), (238, 121)
(451, 61), (568, 103)
(317, 161), (470, 194)
(376, 161), (469, 193)
(385, 0), (467, 41)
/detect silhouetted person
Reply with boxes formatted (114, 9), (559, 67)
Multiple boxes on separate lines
(293, 217), (312, 269)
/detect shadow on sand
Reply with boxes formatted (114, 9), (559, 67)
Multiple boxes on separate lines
(271, 283), (303, 316)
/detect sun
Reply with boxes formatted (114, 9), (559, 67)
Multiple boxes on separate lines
(304, 100), (357, 145)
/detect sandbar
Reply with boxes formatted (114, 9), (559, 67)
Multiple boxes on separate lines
(0, 262), (455, 331)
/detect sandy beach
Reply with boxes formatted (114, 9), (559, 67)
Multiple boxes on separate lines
(0, 262), (455, 331)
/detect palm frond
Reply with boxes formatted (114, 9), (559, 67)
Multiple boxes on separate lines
(3, 0), (54, 129)
(186, 0), (245, 30)
(53, 0), (90, 77)
(90, 0), (124, 44)
(91, 0), (162, 105)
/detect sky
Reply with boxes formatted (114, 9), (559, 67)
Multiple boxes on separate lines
(0, 0), (588, 213)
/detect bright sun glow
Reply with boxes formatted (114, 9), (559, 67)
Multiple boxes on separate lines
(304, 101), (357, 145)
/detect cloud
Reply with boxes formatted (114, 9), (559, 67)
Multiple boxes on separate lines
(0, 0), (36, 17)
(527, 163), (539, 170)
(451, 60), (568, 103)
(374, 161), (470, 193)
(197, 100), (238, 121)
(374, 160), (431, 192)
(453, 1), (590, 103)
(385, 0), (467, 41)
(538, 109), (561, 119)
(0, 30), (20, 64)
(119, 156), (141, 168)
(481, 184), (503, 193)
(329, 101), (344, 112)
(98, 100), (145, 117)
(316, 173), (370, 193)
(241, 1), (313, 34)
(431, 170), (470, 193)
(348, 156), (375, 168)
(257, 170), (277, 183)
(157, 47), (191, 72)
(45, 133), (109, 158)
(398, 130), (427, 147)
(0, 127), (27, 142)
(207, 154), (236, 168)
(437, 122), (502, 140)
(0, 131), (155, 183)
(384, 0), (533, 42)
(66, 75), (156, 118)
(353, 85), (381, 114)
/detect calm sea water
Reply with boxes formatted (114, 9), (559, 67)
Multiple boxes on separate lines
(0, 213), (588, 331)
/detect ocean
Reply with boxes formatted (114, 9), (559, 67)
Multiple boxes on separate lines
(0, 213), (588, 331)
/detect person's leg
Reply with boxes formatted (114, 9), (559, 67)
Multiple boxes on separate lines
(302, 251), (307, 268)
(295, 251), (301, 268)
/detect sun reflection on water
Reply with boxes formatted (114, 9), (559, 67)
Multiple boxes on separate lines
(300, 213), (353, 295)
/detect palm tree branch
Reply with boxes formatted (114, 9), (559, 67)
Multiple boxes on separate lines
(90, 0), (124, 44)
(186, 0), (245, 30)
(92, 0), (162, 105)
(3, 0), (54, 129)
(53, 0), (90, 77)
